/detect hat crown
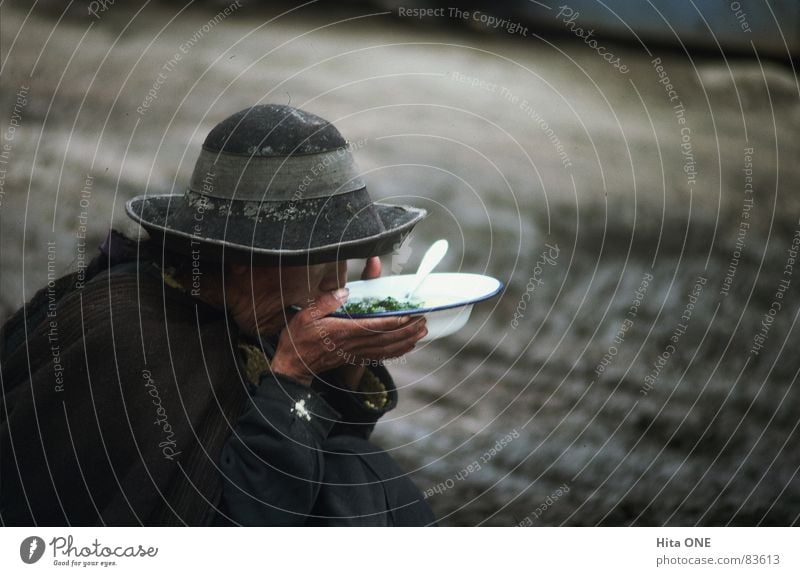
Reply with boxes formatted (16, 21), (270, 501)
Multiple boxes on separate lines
(125, 102), (426, 265)
(203, 104), (347, 156)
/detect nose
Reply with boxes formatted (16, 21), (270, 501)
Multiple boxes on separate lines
(318, 260), (347, 293)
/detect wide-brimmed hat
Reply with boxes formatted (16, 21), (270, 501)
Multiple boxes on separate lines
(126, 104), (426, 265)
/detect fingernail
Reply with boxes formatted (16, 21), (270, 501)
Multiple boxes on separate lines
(334, 288), (349, 301)
(398, 316), (410, 324)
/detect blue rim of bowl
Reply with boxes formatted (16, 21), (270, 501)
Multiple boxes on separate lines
(328, 277), (505, 319)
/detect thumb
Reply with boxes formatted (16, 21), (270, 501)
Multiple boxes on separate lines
(310, 287), (349, 317)
(361, 256), (382, 280)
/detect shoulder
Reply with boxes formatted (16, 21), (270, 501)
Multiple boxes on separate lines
(83, 261), (216, 321)
(53, 261), (227, 358)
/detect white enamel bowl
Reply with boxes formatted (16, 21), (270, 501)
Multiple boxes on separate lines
(330, 273), (504, 342)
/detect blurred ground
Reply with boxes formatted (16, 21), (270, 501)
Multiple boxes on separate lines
(1, 1), (799, 525)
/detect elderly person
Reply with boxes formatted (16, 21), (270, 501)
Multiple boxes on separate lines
(0, 104), (435, 526)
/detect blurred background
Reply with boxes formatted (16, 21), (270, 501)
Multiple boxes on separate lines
(1, 0), (799, 525)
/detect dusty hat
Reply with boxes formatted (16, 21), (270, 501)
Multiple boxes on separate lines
(125, 104), (426, 265)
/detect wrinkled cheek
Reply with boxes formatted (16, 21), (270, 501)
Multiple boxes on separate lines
(280, 286), (312, 308)
(273, 270), (315, 305)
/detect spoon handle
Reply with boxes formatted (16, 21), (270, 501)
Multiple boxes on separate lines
(406, 239), (449, 298)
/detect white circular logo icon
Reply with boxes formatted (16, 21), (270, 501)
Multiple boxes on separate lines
(20, 536), (45, 564)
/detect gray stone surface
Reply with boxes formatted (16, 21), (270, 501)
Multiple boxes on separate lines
(1, 2), (798, 525)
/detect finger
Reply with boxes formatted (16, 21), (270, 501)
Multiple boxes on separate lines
(358, 333), (425, 360)
(311, 314), (416, 334)
(345, 322), (427, 350)
(310, 315), (425, 345)
(304, 287), (349, 319)
(355, 337), (423, 359)
(342, 317), (426, 340)
(350, 315), (426, 332)
(361, 256), (382, 280)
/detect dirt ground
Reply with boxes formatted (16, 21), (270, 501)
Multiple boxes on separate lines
(1, 1), (799, 525)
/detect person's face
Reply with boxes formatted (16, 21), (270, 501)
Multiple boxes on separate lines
(225, 260), (349, 337)
(232, 260), (348, 308)
(280, 260), (348, 305)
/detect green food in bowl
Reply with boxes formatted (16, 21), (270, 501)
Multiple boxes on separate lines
(338, 296), (424, 315)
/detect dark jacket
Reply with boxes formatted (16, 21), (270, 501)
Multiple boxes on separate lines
(0, 237), (434, 526)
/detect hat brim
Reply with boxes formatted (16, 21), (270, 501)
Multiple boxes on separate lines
(125, 194), (427, 266)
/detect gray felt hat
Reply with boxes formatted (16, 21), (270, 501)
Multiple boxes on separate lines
(125, 104), (426, 265)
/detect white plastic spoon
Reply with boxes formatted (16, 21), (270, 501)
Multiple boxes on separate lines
(405, 239), (449, 299)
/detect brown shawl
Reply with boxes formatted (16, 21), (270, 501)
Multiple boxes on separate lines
(0, 260), (249, 525)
